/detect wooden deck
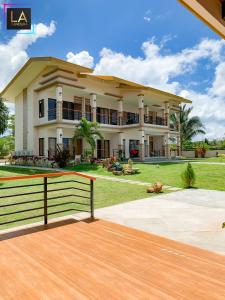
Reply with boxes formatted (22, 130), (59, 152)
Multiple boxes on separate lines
(1, 218), (225, 299)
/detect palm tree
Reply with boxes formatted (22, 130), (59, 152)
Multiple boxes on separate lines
(171, 105), (205, 151)
(73, 118), (103, 157)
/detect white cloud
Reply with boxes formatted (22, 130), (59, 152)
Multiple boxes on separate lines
(66, 50), (94, 68)
(94, 38), (225, 94)
(93, 37), (225, 139)
(0, 21), (56, 92)
(144, 16), (151, 22)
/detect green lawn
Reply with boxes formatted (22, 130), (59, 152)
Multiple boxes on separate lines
(182, 157), (225, 163)
(0, 166), (152, 230)
(68, 162), (225, 191)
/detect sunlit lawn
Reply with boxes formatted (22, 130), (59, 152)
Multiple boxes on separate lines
(69, 162), (225, 191)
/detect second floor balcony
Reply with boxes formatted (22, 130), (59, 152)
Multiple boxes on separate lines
(144, 115), (167, 126)
(45, 99), (173, 129)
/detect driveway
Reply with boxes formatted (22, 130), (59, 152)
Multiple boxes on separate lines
(95, 189), (225, 255)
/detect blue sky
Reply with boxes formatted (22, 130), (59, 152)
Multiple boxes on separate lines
(1, 0), (225, 138)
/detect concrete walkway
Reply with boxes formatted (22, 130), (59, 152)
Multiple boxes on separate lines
(94, 189), (225, 255)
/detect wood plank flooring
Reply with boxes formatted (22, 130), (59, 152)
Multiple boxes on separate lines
(1, 218), (225, 299)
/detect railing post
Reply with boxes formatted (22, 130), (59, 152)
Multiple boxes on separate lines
(90, 179), (94, 218)
(44, 177), (48, 225)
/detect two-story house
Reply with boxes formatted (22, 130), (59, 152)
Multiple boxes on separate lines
(0, 57), (191, 161)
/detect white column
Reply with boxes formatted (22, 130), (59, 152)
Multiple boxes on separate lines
(82, 97), (86, 118)
(138, 94), (144, 126)
(90, 93), (97, 123)
(139, 129), (145, 161)
(118, 99), (123, 125)
(56, 85), (63, 122)
(164, 132), (171, 159)
(56, 127), (63, 150)
(164, 101), (170, 127)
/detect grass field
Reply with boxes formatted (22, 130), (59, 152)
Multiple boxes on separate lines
(0, 166), (152, 230)
(182, 157), (225, 163)
(68, 162), (225, 191)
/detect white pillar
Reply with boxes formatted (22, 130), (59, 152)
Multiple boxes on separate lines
(138, 94), (144, 126)
(164, 132), (171, 159)
(82, 97), (86, 118)
(118, 99), (123, 125)
(56, 127), (63, 150)
(56, 85), (63, 122)
(164, 102), (170, 127)
(139, 129), (145, 161)
(90, 93), (97, 123)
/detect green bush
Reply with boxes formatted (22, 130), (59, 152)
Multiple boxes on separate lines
(181, 163), (196, 188)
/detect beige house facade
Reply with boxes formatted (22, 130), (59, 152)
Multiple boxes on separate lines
(0, 57), (191, 161)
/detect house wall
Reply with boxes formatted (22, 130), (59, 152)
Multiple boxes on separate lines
(12, 65), (181, 160)
(15, 92), (23, 151)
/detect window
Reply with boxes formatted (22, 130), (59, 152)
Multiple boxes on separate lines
(110, 109), (118, 125)
(48, 98), (56, 121)
(39, 138), (44, 156)
(39, 99), (44, 118)
(63, 101), (75, 120)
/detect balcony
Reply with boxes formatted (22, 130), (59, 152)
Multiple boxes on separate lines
(96, 109), (118, 125)
(122, 112), (139, 125)
(144, 115), (167, 126)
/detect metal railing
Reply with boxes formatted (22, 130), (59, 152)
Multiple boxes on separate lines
(0, 172), (96, 228)
(144, 115), (167, 126)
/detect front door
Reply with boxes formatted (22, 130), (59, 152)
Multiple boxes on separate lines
(75, 139), (83, 155)
(48, 138), (56, 159)
(97, 140), (110, 159)
(104, 140), (110, 158)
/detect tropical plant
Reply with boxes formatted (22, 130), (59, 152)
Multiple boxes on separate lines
(0, 135), (14, 157)
(54, 148), (70, 168)
(8, 114), (15, 136)
(73, 118), (103, 157)
(170, 105), (205, 151)
(0, 98), (9, 135)
(181, 163), (196, 188)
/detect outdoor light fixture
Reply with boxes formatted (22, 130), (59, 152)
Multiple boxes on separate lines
(222, 0), (225, 21)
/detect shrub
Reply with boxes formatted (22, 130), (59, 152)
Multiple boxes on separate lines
(54, 149), (70, 168)
(181, 163), (196, 188)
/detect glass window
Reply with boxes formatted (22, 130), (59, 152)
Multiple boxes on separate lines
(48, 98), (56, 121)
(39, 99), (44, 118)
(39, 138), (44, 156)
(63, 101), (75, 120)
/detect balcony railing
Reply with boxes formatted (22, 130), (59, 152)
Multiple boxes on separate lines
(0, 172), (96, 228)
(96, 113), (118, 125)
(63, 108), (82, 121)
(144, 115), (167, 126)
(122, 114), (139, 125)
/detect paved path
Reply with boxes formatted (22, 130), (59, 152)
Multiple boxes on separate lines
(94, 189), (225, 255)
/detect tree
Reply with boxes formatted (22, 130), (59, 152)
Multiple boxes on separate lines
(73, 118), (103, 157)
(8, 114), (15, 137)
(171, 105), (205, 151)
(181, 163), (196, 188)
(0, 98), (9, 135)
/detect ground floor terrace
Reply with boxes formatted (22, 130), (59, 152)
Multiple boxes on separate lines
(29, 126), (180, 161)
(1, 218), (225, 299)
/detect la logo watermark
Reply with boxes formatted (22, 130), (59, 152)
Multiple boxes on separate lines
(7, 8), (31, 30)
